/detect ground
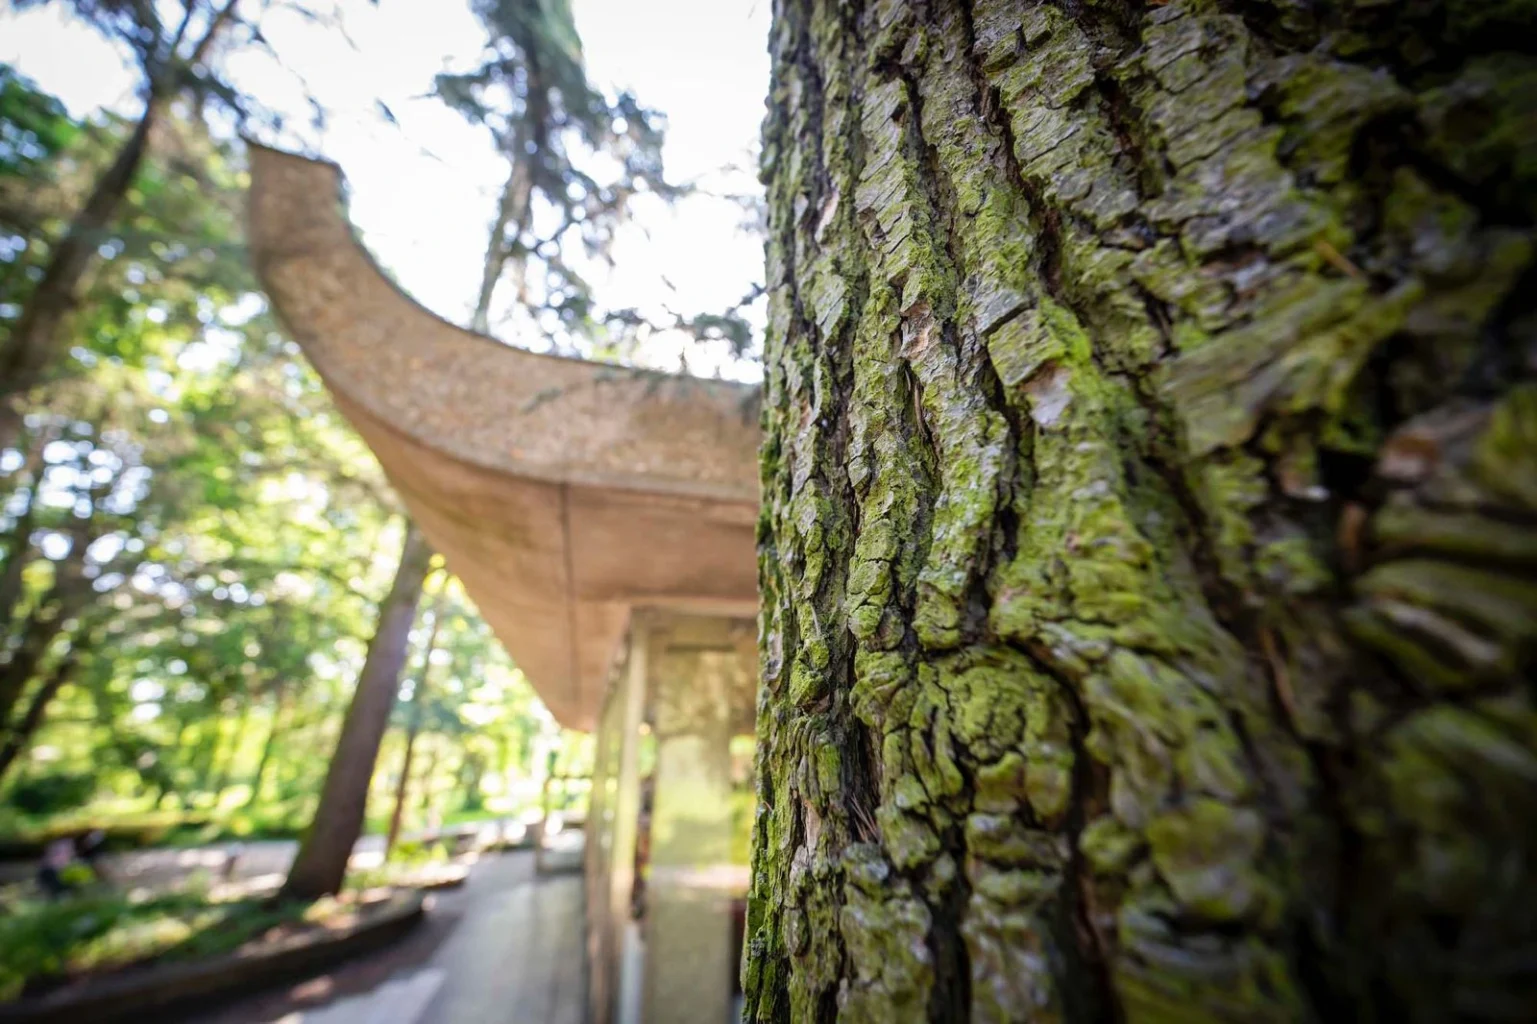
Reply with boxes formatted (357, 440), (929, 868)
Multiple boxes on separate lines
(192, 848), (584, 1024)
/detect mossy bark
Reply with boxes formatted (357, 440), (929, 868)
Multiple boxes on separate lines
(746, 1), (1537, 1021)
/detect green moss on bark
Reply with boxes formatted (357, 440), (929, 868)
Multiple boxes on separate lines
(747, 0), (1537, 1021)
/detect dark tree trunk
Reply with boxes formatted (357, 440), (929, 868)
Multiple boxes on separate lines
(469, 56), (547, 336)
(0, 645), (78, 783)
(458, 752), (484, 811)
(281, 521), (434, 900)
(470, 157), (538, 336)
(0, 101), (160, 447)
(746, 2), (1537, 1022)
(0, 0), (241, 449)
(0, 585), (85, 728)
(0, 494), (40, 637)
(191, 714), (222, 790)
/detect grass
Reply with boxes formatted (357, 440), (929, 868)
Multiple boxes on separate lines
(0, 886), (319, 1003)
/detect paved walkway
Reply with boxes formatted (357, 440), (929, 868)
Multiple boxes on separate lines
(193, 850), (584, 1024)
(1, 826), (505, 893)
(415, 856), (583, 1024)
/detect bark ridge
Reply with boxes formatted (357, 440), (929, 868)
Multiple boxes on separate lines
(747, 1), (1537, 1021)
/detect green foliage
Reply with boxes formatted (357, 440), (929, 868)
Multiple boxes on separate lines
(382, 838), (449, 867)
(0, 890), (310, 1001)
(0, 64), (76, 183)
(4, 772), (93, 816)
(0, 72), (565, 859)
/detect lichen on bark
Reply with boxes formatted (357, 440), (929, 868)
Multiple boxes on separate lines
(747, 0), (1537, 1021)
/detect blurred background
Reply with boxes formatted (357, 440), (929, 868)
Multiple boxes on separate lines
(0, 0), (769, 1012)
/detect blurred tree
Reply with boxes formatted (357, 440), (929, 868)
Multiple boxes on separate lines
(0, 1), (243, 446)
(439, 0), (673, 339)
(440, 0), (758, 361)
(279, 521), (433, 900)
(0, 76), (462, 846)
(384, 575), (446, 858)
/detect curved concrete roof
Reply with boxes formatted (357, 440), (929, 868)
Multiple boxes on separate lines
(246, 145), (760, 729)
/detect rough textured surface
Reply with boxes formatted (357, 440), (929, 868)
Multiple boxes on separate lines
(246, 147), (761, 728)
(745, 1), (1537, 1021)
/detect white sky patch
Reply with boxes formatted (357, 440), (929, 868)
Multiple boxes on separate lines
(3, 0), (771, 381)
(86, 532), (125, 564)
(38, 532), (72, 560)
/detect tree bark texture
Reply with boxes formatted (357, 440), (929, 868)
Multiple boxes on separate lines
(746, 2), (1537, 1022)
(281, 520), (434, 900)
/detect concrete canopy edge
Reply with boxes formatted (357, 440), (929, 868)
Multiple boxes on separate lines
(245, 144), (761, 729)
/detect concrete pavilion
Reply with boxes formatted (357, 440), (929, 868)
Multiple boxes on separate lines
(247, 145), (761, 1024)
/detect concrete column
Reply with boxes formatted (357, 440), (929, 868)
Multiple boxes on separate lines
(642, 616), (754, 1024)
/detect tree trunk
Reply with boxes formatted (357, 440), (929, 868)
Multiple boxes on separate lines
(0, 645), (78, 783)
(418, 742), (441, 818)
(0, 0), (241, 450)
(0, 525), (92, 727)
(470, 158), (538, 335)
(244, 680), (288, 810)
(0, 590), (81, 730)
(281, 520), (434, 900)
(385, 719), (421, 857)
(209, 702), (249, 804)
(0, 492), (40, 637)
(154, 714), (193, 810)
(0, 613), (54, 728)
(746, 3), (1537, 1022)
(458, 751), (484, 812)
(191, 714), (222, 796)
(469, 57), (547, 336)
(0, 99), (161, 448)
(385, 581), (446, 858)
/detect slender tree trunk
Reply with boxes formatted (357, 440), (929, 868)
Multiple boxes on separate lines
(281, 520), (434, 900)
(0, 497), (39, 637)
(0, 645), (78, 783)
(418, 742), (441, 818)
(0, 101), (160, 447)
(0, 520), (90, 727)
(244, 680), (288, 810)
(191, 714), (222, 797)
(469, 58), (547, 336)
(458, 751), (484, 811)
(745, 2), (1537, 1022)
(470, 159), (537, 335)
(0, 591), (80, 727)
(209, 702), (249, 804)
(385, 581), (446, 857)
(154, 714), (193, 810)
(385, 719), (421, 857)
(0, 0), (241, 449)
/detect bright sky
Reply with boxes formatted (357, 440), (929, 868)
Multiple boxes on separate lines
(1, 0), (771, 381)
